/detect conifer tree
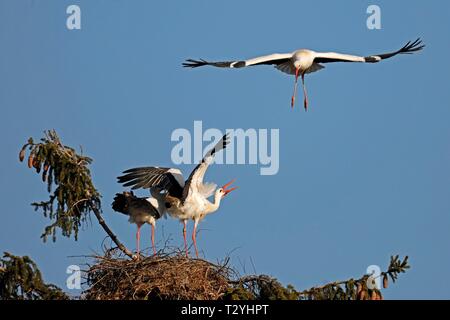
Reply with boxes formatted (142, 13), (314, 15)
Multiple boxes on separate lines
(19, 130), (135, 258)
(0, 252), (67, 300)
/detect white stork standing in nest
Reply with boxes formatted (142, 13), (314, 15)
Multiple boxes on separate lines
(117, 134), (237, 258)
(112, 189), (165, 256)
(183, 38), (425, 110)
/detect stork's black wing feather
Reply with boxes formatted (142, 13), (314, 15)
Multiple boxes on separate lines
(314, 38), (425, 64)
(182, 59), (240, 68)
(112, 191), (162, 220)
(372, 38), (425, 60)
(181, 133), (230, 203)
(182, 56), (290, 69)
(117, 167), (184, 198)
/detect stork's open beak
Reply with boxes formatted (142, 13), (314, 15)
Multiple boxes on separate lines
(221, 179), (237, 197)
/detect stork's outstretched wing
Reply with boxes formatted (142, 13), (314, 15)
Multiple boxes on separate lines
(117, 167), (185, 198)
(181, 133), (230, 202)
(183, 53), (292, 69)
(313, 38), (424, 64)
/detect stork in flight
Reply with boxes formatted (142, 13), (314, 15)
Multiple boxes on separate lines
(183, 38), (425, 110)
(112, 189), (165, 256)
(117, 134), (237, 258)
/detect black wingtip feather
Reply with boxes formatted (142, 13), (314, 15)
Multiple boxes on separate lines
(223, 133), (230, 148)
(400, 38), (425, 54)
(205, 133), (231, 159)
(182, 58), (209, 68)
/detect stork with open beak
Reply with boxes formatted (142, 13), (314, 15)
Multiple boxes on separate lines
(112, 189), (164, 256)
(117, 134), (236, 258)
(183, 38), (424, 110)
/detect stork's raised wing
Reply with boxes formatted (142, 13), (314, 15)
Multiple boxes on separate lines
(183, 53), (292, 69)
(117, 167), (185, 198)
(314, 38), (424, 64)
(181, 133), (230, 202)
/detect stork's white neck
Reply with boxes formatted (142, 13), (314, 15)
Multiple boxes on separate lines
(204, 190), (223, 215)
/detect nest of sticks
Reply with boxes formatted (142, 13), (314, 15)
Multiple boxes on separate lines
(83, 249), (236, 300)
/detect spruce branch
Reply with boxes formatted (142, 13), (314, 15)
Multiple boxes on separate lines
(297, 255), (410, 300)
(19, 130), (136, 259)
(227, 255), (409, 300)
(0, 252), (68, 300)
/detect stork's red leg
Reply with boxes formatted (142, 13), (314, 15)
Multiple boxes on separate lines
(192, 220), (199, 258)
(136, 224), (141, 258)
(183, 220), (188, 258)
(301, 73), (308, 111)
(151, 223), (156, 256)
(291, 67), (300, 108)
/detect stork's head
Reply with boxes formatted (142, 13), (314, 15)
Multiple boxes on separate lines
(292, 49), (314, 70)
(217, 179), (237, 199)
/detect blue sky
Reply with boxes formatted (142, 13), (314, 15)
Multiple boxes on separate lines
(1, 0), (449, 299)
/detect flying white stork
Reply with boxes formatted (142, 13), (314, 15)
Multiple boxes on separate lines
(117, 134), (237, 258)
(112, 189), (165, 256)
(183, 38), (424, 110)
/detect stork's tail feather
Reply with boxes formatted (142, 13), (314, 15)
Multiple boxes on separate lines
(112, 191), (135, 215)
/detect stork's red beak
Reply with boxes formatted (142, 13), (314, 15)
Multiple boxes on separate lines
(221, 179), (237, 197)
